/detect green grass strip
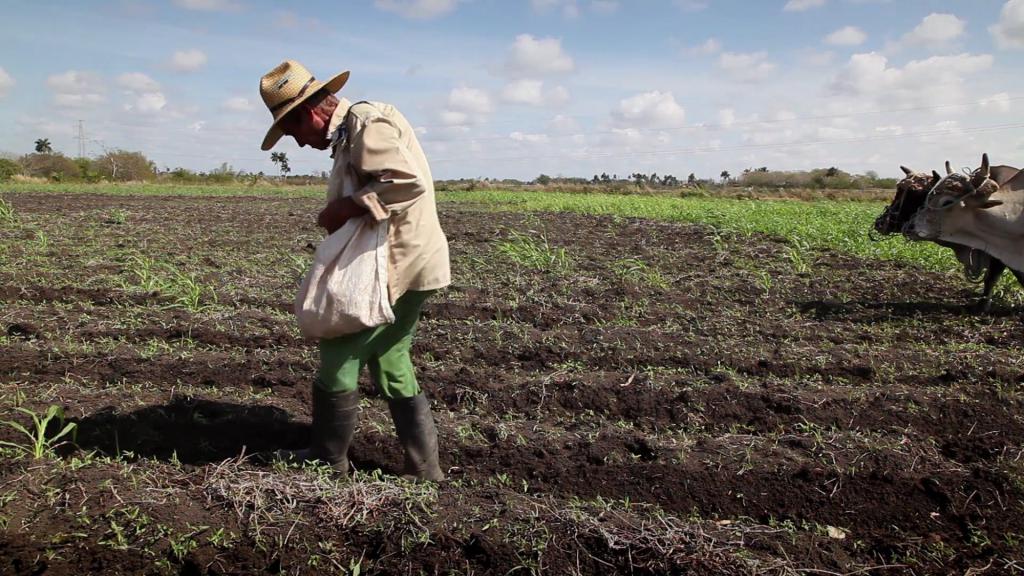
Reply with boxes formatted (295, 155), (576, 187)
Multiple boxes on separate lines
(440, 189), (959, 273)
(0, 182), (966, 274)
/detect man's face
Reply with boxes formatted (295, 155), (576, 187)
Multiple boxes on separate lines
(279, 105), (329, 150)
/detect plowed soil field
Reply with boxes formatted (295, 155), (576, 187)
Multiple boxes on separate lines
(1, 192), (1022, 575)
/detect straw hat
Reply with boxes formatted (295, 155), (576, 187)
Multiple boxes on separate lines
(259, 60), (349, 150)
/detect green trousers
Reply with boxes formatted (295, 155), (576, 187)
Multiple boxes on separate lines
(318, 290), (433, 400)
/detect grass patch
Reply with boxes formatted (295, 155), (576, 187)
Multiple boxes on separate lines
(495, 231), (572, 273)
(442, 190), (957, 273)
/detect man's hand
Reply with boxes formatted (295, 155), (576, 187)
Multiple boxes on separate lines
(317, 197), (368, 234)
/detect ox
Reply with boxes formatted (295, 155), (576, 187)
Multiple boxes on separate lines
(875, 157), (1021, 310)
(907, 154), (1024, 289)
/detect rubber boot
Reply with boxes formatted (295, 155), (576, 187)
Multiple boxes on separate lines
(277, 386), (359, 474)
(388, 394), (444, 482)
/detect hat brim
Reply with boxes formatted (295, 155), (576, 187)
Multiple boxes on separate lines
(261, 70), (350, 151)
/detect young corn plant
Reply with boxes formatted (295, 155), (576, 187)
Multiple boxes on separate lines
(0, 199), (15, 225)
(124, 255), (216, 312)
(785, 237), (812, 274)
(0, 405), (78, 459)
(612, 257), (668, 289)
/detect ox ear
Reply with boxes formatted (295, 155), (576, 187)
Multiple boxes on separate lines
(900, 165), (914, 176)
(980, 153), (990, 178)
(945, 161), (953, 175)
(932, 170), (942, 180)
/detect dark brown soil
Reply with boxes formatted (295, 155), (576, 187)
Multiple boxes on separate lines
(0, 191), (1022, 575)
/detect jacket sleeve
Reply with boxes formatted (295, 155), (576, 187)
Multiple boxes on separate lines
(350, 116), (426, 215)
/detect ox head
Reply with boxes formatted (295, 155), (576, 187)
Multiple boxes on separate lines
(872, 165), (940, 235)
(905, 153), (1005, 240)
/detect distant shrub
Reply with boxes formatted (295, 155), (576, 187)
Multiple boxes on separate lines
(93, 150), (156, 181)
(73, 158), (103, 183)
(0, 158), (20, 181)
(19, 153), (81, 181)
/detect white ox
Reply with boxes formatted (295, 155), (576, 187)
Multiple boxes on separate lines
(908, 154), (1024, 272)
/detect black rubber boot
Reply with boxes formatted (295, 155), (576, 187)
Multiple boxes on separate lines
(388, 394), (444, 482)
(278, 385), (359, 474)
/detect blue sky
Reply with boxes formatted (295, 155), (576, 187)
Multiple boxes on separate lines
(2, 0), (1023, 180)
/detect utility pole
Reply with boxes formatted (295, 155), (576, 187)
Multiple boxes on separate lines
(76, 120), (86, 158)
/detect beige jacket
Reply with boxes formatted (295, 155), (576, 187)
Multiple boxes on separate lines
(326, 98), (450, 304)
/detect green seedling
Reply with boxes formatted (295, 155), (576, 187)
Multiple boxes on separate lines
(0, 405), (78, 459)
(495, 232), (571, 273)
(0, 199), (15, 224)
(105, 209), (128, 225)
(612, 257), (668, 289)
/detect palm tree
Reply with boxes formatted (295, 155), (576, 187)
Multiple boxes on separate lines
(720, 170), (731, 183)
(270, 152), (291, 178)
(34, 139), (53, 154)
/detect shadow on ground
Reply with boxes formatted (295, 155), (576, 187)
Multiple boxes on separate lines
(73, 397), (308, 465)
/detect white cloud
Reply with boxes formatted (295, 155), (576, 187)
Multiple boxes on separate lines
(548, 85), (570, 106)
(613, 91), (686, 128)
(133, 92), (167, 113)
(590, 1), (618, 14)
(875, 125), (905, 136)
(830, 52), (993, 108)
(903, 13), (966, 47)
(503, 34), (574, 77)
(47, 70), (106, 108)
(439, 86), (491, 128)
(548, 114), (580, 133)
(801, 49), (836, 66)
(991, 0), (1024, 49)
(718, 51), (777, 82)
(439, 110), (469, 126)
(501, 80), (569, 106)
(374, 0), (459, 19)
(223, 97), (254, 112)
(510, 131), (550, 144)
(825, 26), (866, 46)
(117, 72), (160, 92)
(718, 108), (736, 128)
(173, 0), (242, 12)
(980, 92), (1012, 112)
(502, 79), (543, 105)
(275, 10), (323, 30)
(0, 67), (13, 98)
(117, 73), (166, 114)
(687, 38), (721, 56)
(170, 49), (207, 72)
(530, 0), (580, 19)
(675, 0), (708, 11)
(784, 0), (826, 12)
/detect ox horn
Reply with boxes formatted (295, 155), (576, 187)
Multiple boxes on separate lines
(900, 165), (914, 176)
(932, 170), (942, 181)
(980, 153), (990, 178)
(945, 161), (953, 175)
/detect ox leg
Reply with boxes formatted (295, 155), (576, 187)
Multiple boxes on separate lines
(975, 259), (1006, 313)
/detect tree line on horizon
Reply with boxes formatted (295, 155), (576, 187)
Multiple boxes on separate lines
(0, 140), (897, 191)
